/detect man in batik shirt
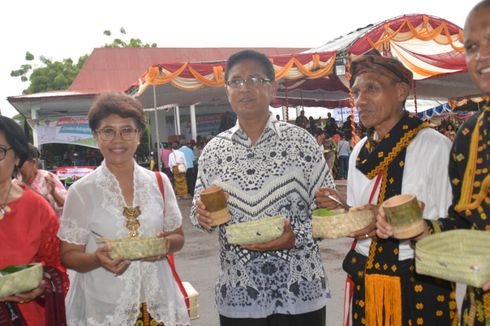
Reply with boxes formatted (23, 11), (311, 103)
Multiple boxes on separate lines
(191, 50), (335, 326)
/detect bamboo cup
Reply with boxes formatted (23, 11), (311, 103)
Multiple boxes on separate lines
(200, 186), (230, 226)
(381, 194), (426, 239)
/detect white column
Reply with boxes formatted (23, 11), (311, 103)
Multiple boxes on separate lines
(175, 106), (181, 135)
(152, 86), (161, 171)
(296, 106), (301, 117)
(31, 106), (40, 147)
(190, 104), (197, 141)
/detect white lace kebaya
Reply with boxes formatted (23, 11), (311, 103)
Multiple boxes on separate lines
(58, 161), (189, 326)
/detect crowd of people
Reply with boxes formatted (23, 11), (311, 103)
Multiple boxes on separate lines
(0, 1), (489, 325)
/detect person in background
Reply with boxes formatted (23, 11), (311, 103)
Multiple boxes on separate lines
(58, 92), (189, 326)
(336, 132), (350, 180)
(192, 50), (335, 326)
(295, 109), (308, 129)
(159, 142), (173, 182)
(19, 143), (67, 219)
(169, 141), (188, 198)
(179, 141), (196, 197)
(0, 116), (67, 325)
(314, 129), (326, 151)
(325, 112), (337, 136)
(377, 1), (490, 324)
(275, 114), (281, 121)
(317, 54), (457, 325)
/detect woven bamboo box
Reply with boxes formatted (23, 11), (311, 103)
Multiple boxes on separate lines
(225, 215), (284, 245)
(0, 263), (43, 297)
(182, 281), (199, 320)
(103, 236), (169, 260)
(416, 230), (490, 288)
(312, 208), (374, 239)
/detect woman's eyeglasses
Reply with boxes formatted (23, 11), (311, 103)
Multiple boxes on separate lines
(96, 127), (139, 141)
(0, 147), (12, 161)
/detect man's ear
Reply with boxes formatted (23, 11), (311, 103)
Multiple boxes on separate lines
(270, 80), (279, 97)
(397, 82), (410, 102)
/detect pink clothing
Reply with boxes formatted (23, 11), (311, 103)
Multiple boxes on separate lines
(30, 169), (67, 219)
(160, 149), (172, 169)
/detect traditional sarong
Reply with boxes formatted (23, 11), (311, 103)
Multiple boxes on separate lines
(344, 112), (457, 326)
(134, 303), (164, 326)
(172, 166), (188, 198)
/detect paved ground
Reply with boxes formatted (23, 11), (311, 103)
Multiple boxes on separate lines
(174, 181), (350, 326)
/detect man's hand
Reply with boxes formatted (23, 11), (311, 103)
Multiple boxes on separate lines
(349, 204), (378, 240)
(241, 220), (295, 251)
(315, 188), (347, 210)
(376, 200), (428, 240)
(196, 192), (229, 230)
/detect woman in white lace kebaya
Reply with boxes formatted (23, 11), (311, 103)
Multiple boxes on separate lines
(58, 93), (190, 326)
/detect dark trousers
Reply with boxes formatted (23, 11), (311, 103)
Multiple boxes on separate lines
(186, 168), (196, 196)
(219, 306), (326, 326)
(338, 155), (349, 179)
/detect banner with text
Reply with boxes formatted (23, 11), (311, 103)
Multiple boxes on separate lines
(29, 116), (97, 148)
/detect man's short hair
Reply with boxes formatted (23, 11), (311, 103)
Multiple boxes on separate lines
(225, 50), (275, 82)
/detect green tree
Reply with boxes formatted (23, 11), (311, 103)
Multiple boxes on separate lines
(10, 28), (157, 94)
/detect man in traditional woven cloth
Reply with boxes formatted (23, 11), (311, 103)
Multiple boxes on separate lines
(191, 49), (335, 326)
(377, 1), (490, 325)
(317, 54), (458, 325)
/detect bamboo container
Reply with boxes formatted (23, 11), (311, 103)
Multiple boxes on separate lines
(200, 185), (230, 226)
(382, 194), (426, 239)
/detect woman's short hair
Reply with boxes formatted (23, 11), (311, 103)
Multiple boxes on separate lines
(88, 92), (146, 132)
(0, 116), (29, 169)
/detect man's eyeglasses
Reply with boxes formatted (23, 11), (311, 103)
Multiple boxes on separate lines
(225, 77), (271, 89)
(96, 127), (139, 141)
(0, 147), (12, 161)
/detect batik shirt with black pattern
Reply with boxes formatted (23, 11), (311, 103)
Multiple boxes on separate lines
(190, 114), (335, 318)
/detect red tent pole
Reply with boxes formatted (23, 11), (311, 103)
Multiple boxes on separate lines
(346, 60), (357, 146)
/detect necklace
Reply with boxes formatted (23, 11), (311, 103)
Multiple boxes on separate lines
(122, 206), (141, 238)
(0, 181), (13, 220)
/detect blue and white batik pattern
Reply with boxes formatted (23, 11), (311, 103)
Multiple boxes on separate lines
(191, 115), (335, 318)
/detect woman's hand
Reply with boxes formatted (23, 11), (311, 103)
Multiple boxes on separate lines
(241, 220), (295, 251)
(0, 280), (47, 303)
(483, 281), (490, 291)
(141, 231), (171, 262)
(45, 174), (56, 195)
(140, 229), (184, 261)
(95, 245), (130, 276)
(315, 188), (347, 210)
